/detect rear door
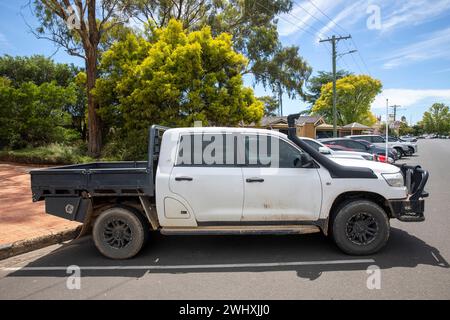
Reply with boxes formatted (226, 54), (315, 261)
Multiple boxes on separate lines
(169, 132), (244, 222)
(241, 134), (322, 222)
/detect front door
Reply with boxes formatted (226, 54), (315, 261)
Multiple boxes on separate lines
(241, 134), (322, 222)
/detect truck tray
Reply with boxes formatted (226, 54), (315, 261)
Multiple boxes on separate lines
(30, 161), (154, 201)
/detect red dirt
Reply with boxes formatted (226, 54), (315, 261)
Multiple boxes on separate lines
(0, 163), (80, 245)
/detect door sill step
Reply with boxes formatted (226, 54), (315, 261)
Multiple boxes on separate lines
(160, 225), (321, 235)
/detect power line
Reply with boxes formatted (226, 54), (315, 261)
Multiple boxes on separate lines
(307, 0), (372, 76)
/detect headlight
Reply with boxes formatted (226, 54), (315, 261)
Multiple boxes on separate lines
(382, 172), (404, 187)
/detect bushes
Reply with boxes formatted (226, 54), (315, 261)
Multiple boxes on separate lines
(0, 143), (94, 165)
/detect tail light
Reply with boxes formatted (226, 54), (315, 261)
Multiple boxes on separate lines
(378, 154), (387, 163)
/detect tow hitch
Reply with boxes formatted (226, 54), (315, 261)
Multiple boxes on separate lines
(389, 165), (429, 222)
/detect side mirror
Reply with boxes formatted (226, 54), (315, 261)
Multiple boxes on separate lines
(318, 146), (331, 154)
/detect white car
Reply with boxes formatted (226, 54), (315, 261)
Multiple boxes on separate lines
(30, 116), (429, 259)
(299, 137), (376, 161)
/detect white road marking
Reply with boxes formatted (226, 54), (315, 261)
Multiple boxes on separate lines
(1, 259), (375, 272)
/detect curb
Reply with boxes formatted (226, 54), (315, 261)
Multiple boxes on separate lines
(0, 226), (82, 260)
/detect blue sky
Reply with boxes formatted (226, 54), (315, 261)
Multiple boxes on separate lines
(1, 0), (450, 124)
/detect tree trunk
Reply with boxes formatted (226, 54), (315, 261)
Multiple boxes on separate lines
(86, 50), (102, 157)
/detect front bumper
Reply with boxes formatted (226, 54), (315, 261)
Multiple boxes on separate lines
(388, 198), (425, 222)
(389, 164), (429, 222)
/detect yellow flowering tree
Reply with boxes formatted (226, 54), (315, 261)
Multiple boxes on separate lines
(312, 75), (382, 126)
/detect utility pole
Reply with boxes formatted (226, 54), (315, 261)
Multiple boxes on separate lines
(277, 81), (283, 116)
(385, 98), (389, 163)
(319, 35), (353, 137)
(389, 105), (402, 121)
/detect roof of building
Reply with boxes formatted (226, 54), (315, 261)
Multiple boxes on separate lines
(341, 122), (371, 129)
(255, 115), (323, 127)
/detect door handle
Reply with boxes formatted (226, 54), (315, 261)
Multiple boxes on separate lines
(246, 177), (264, 183)
(175, 176), (193, 181)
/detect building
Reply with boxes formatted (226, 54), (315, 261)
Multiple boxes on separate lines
(249, 116), (325, 138)
(247, 116), (374, 138)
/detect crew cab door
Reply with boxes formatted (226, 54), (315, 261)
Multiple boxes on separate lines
(168, 133), (243, 222)
(241, 134), (322, 222)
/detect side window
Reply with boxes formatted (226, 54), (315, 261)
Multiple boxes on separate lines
(176, 133), (235, 167)
(372, 136), (385, 143)
(279, 139), (303, 168)
(245, 135), (303, 168)
(347, 140), (364, 150)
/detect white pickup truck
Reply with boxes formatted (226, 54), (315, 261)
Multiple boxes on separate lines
(30, 114), (429, 259)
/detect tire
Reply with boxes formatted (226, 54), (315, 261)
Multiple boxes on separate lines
(408, 146), (414, 156)
(93, 206), (149, 259)
(394, 147), (403, 158)
(331, 200), (390, 255)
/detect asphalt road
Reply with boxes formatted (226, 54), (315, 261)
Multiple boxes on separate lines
(1, 139), (449, 300)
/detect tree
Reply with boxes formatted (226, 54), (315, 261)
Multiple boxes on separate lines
(0, 55), (75, 87)
(0, 77), (77, 148)
(94, 19), (264, 159)
(422, 103), (450, 134)
(31, 0), (131, 156)
(398, 122), (413, 136)
(126, 0), (311, 99)
(312, 75), (381, 126)
(305, 70), (352, 106)
(258, 96), (279, 117)
(0, 55), (86, 139)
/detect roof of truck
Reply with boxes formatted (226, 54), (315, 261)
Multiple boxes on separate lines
(165, 127), (289, 137)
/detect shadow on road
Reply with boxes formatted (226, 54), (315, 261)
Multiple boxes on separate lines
(7, 227), (449, 280)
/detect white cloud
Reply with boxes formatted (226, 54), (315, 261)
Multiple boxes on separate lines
(380, 27), (450, 69)
(372, 88), (450, 110)
(380, 0), (450, 32)
(315, 0), (367, 40)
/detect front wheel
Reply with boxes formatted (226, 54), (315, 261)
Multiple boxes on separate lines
(331, 200), (390, 255)
(93, 206), (149, 259)
(394, 147), (404, 158)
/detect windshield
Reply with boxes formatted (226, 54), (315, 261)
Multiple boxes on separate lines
(301, 139), (323, 151)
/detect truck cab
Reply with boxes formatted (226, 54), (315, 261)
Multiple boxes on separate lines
(30, 114), (429, 259)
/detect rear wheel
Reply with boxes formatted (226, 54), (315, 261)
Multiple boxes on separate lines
(93, 206), (149, 259)
(331, 200), (390, 255)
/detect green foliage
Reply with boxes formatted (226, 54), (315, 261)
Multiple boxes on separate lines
(127, 0), (311, 98)
(305, 70), (352, 106)
(422, 103), (450, 134)
(0, 55), (77, 87)
(0, 143), (94, 165)
(398, 122), (413, 136)
(258, 96), (279, 117)
(312, 74), (382, 126)
(0, 77), (78, 148)
(95, 19), (264, 159)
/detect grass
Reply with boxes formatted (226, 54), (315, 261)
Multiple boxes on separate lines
(0, 143), (96, 165)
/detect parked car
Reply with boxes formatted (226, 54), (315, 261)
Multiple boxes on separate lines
(30, 116), (429, 259)
(400, 135), (418, 143)
(299, 137), (374, 161)
(319, 138), (397, 163)
(388, 136), (418, 155)
(346, 134), (413, 157)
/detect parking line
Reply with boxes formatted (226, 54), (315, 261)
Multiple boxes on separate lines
(1, 259), (375, 272)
